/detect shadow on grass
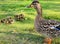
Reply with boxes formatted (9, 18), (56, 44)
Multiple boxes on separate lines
(0, 31), (44, 44)
(0, 31), (60, 44)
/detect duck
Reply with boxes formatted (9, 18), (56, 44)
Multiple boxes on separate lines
(27, 0), (60, 44)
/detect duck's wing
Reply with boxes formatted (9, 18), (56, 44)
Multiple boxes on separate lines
(38, 19), (60, 38)
(46, 20), (60, 37)
(36, 19), (60, 31)
(49, 24), (60, 30)
(46, 20), (60, 30)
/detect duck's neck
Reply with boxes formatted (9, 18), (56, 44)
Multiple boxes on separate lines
(35, 4), (43, 19)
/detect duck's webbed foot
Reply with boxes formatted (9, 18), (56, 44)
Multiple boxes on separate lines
(44, 38), (52, 44)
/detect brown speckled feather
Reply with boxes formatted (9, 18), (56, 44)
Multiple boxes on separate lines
(35, 19), (60, 38)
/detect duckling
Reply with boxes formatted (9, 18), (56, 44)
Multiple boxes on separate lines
(28, 0), (60, 44)
(5, 20), (9, 24)
(6, 16), (14, 24)
(19, 14), (25, 21)
(15, 15), (20, 21)
(1, 18), (6, 23)
(10, 19), (14, 24)
(14, 14), (25, 21)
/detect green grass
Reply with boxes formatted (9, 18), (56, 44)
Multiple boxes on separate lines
(0, 0), (60, 44)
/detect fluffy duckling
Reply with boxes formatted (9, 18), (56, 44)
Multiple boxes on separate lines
(14, 14), (25, 21)
(1, 18), (6, 23)
(6, 16), (14, 24)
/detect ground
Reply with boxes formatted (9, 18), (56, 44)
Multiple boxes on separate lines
(0, 0), (60, 44)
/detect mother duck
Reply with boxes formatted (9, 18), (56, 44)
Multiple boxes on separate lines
(27, 0), (60, 44)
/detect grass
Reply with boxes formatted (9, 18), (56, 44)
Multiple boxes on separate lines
(0, 0), (60, 44)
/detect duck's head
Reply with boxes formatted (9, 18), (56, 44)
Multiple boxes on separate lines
(27, 0), (40, 9)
